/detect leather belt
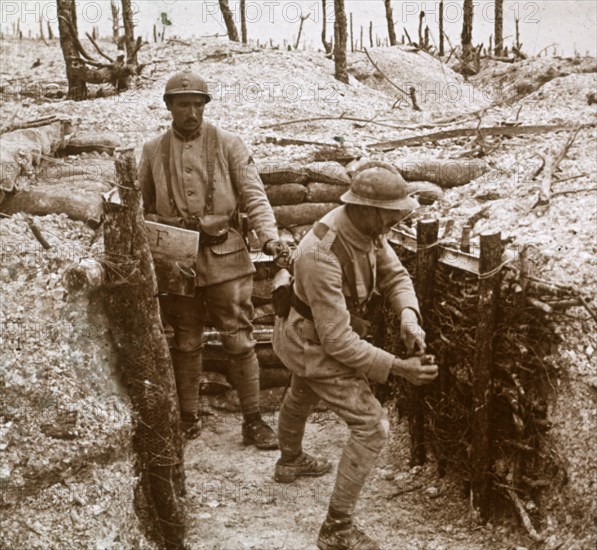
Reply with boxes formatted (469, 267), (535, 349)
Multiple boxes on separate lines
(290, 289), (314, 321)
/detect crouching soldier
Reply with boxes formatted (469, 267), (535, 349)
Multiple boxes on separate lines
(138, 71), (290, 447)
(272, 166), (438, 549)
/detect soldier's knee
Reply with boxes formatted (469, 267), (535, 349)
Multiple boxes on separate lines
(223, 336), (255, 356)
(354, 411), (389, 450)
(173, 335), (204, 355)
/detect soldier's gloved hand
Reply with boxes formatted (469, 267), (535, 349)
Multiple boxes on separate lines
(400, 308), (426, 355)
(263, 239), (292, 267)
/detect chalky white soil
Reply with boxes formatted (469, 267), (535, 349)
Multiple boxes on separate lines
(1, 35), (595, 549)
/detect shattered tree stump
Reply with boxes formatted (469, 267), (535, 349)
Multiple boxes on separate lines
(102, 148), (186, 549)
(471, 231), (503, 519)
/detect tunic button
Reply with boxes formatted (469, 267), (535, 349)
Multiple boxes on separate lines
(185, 145), (191, 149)
(185, 167), (192, 173)
(186, 189), (193, 196)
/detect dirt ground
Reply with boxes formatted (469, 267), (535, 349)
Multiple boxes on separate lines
(184, 408), (526, 550)
(1, 33), (596, 550)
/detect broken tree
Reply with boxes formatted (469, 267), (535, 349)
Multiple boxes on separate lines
(57, 0), (143, 99)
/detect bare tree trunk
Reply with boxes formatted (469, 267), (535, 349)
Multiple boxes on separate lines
(39, 15), (48, 45)
(295, 14), (310, 50)
(418, 11), (425, 46)
(240, 0), (247, 44)
(350, 12), (354, 53)
(321, 0), (333, 54)
(369, 20), (373, 47)
(439, 1), (444, 55)
(121, 0), (137, 65)
(494, 0), (503, 56)
(219, 0), (239, 42)
(57, 0), (87, 100)
(110, 0), (120, 46)
(383, 0), (397, 46)
(334, 0), (349, 84)
(461, 0), (474, 70)
(47, 21), (54, 40)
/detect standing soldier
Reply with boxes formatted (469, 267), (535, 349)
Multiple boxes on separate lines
(272, 166), (438, 549)
(138, 71), (289, 448)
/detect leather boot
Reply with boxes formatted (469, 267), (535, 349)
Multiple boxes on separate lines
(229, 350), (278, 449)
(317, 515), (380, 550)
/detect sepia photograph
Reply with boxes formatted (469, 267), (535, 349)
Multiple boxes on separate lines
(1, 1), (595, 548)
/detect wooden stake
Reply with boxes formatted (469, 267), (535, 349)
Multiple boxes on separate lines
(460, 224), (472, 252)
(471, 231), (503, 519)
(369, 21), (373, 47)
(409, 219), (440, 466)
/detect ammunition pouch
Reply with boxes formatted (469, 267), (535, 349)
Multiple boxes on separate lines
(272, 269), (293, 318)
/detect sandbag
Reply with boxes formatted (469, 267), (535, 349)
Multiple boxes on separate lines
(396, 159), (489, 188)
(304, 161), (350, 185)
(273, 203), (338, 228)
(63, 132), (120, 155)
(0, 121), (65, 194)
(265, 183), (307, 206)
(306, 182), (346, 203)
(257, 161), (308, 185)
(406, 181), (444, 205)
(290, 224), (313, 243)
(1, 184), (103, 228)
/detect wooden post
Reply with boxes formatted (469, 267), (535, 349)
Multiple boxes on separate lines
(418, 11), (425, 46)
(409, 219), (440, 466)
(471, 231), (503, 518)
(460, 224), (472, 253)
(360, 25), (363, 50)
(369, 21), (373, 47)
(103, 149), (186, 548)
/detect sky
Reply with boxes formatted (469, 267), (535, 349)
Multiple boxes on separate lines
(1, 1), (596, 57)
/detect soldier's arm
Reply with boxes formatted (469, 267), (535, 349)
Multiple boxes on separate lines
(227, 136), (278, 247)
(376, 236), (421, 320)
(298, 241), (395, 383)
(138, 143), (156, 215)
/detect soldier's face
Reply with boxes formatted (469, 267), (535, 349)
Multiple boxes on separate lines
(168, 94), (206, 132)
(377, 208), (412, 234)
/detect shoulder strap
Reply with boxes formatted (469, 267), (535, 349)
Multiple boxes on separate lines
(313, 222), (361, 313)
(160, 131), (180, 216)
(204, 123), (218, 215)
(331, 237), (361, 313)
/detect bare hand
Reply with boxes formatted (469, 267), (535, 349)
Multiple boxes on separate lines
(391, 355), (438, 386)
(400, 309), (426, 355)
(264, 240), (293, 268)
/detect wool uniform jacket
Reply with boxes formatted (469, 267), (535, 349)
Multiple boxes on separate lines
(273, 206), (421, 383)
(138, 122), (278, 286)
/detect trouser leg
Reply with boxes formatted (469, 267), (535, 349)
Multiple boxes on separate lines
(159, 292), (205, 425)
(305, 374), (390, 518)
(278, 374), (320, 461)
(203, 274), (260, 419)
(227, 349), (260, 418)
(171, 348), (202, 421)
